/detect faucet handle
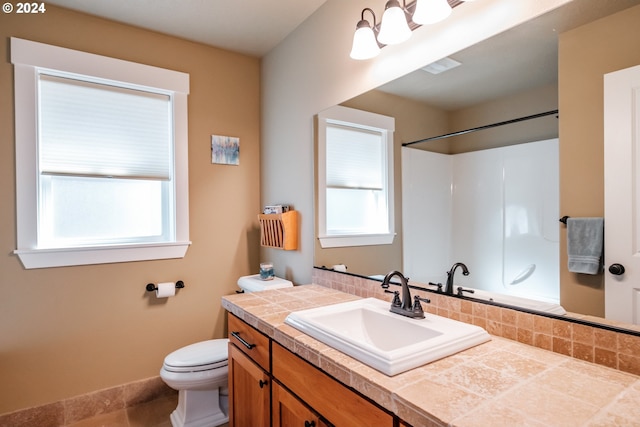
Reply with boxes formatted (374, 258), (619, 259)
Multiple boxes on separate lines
(415, 295), (431, 304)
(428, 282), (443, 292)
(456, 286), (475, 297)
(391, 291), (402, 307)
(412, 295), (430, 313)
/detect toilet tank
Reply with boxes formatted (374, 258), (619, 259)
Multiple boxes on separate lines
(237, 274), (293, 293)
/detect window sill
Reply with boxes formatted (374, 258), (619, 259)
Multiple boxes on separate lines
(14, 241), (191, 269)
(318, 233), (395, 248)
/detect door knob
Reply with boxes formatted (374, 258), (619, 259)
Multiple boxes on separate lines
(608, 263), (625, 275)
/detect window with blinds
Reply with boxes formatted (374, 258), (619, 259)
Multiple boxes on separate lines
(317, 106), (395, 248)
(37, 74), (173, 248)
(11, 37), (190, 268)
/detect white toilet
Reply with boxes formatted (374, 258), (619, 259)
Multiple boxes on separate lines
(160, 274), (293, 427)
(160, 339), (230, 427)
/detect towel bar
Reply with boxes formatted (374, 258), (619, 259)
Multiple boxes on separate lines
(559, 216), (570, 224)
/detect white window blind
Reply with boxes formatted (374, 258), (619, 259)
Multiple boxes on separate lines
(326, 124), (383, 190)
(39, 74), (172, 180)
(316, 105), (395, 248)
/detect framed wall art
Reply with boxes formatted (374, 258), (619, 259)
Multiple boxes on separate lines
(211, 134), (239, 165)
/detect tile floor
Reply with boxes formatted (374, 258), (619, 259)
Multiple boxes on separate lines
(65, 394), (178, 427)
(63, 394), (227, 427)
(1, 387), (231, 427)
(64, 394), (176, 427)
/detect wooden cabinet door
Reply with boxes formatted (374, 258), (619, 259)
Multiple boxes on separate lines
(228, 343), (270, 427)
(272, 382), (328, 427)
(272, 342), (393, 426)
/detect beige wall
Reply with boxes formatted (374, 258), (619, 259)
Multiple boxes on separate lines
(449, 83), (559, 153)
(0, 6), (261, 414)
(558, 4), (640, 316)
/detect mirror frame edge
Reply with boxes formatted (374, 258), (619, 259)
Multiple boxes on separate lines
(313, 266), (640, 337)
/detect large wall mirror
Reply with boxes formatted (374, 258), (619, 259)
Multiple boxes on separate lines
(314, 0), (640, 333)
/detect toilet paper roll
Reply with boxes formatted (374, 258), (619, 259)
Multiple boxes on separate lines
(156, 282), (176, 298)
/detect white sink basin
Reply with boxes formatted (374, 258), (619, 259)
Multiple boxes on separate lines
(285, 298), (491, 376)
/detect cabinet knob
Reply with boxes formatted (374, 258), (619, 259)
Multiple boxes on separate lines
(259, 379), (268, 388)
(304, 421), (316, 427)
(609, 263), (626, 275)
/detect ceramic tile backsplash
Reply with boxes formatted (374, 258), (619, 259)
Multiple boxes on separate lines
(312, 268), (640, 376)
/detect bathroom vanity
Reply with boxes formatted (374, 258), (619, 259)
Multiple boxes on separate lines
(222, 285), (640, 426)
(227, 312), (392, 426)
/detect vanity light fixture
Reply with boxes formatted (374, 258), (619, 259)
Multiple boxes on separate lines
(350, 0), (473, 60)
(377, 0), (413, 45)
(349, 8), (381, 60)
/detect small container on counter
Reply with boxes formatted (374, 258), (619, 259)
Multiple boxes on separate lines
(260, 262), (274, 280)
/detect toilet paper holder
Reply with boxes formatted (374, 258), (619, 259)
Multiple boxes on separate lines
(146, 281), (185, 292)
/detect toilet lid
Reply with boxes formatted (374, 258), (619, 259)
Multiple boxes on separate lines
(163, 339), (229, 373)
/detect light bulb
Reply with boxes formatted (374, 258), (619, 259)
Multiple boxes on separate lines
(412, 0), (452, 25)
(377, 0), (412, 45)
(350, 21), (381, 60)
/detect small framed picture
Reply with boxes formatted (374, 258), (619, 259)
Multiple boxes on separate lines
(211, 135), (240, 165)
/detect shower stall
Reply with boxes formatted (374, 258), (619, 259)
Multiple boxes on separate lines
(401, 138), (560, 303)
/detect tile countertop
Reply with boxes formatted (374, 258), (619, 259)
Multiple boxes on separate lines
(221, 285), (640, 427)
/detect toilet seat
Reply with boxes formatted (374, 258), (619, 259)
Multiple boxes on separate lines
(163, 339), (229, 373)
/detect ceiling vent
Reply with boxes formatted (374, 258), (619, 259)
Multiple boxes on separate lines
(421, 57), (462, 75)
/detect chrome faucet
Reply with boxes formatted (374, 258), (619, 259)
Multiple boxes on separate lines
(445, 262), (470, 295)
(381, 270), (429, 319)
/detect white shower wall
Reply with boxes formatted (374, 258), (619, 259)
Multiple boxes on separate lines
(402, 139), (559, 303)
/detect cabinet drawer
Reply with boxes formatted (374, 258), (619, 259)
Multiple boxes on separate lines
(272, 342), (393, 427)
(228, 314), (270, 371)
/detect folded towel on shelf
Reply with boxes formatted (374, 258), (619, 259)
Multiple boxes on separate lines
(567, 217), (604, 274)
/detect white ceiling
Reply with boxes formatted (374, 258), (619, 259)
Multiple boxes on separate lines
(45, 0), (328, 57)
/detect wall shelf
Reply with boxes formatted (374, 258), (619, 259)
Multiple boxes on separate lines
(258, 210), (298, 250)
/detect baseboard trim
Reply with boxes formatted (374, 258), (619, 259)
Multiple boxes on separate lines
(0, 376), (176, 427)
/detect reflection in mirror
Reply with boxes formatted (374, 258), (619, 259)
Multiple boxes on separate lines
(401, 137), (560, 310)
(314, 0), (640, 333)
